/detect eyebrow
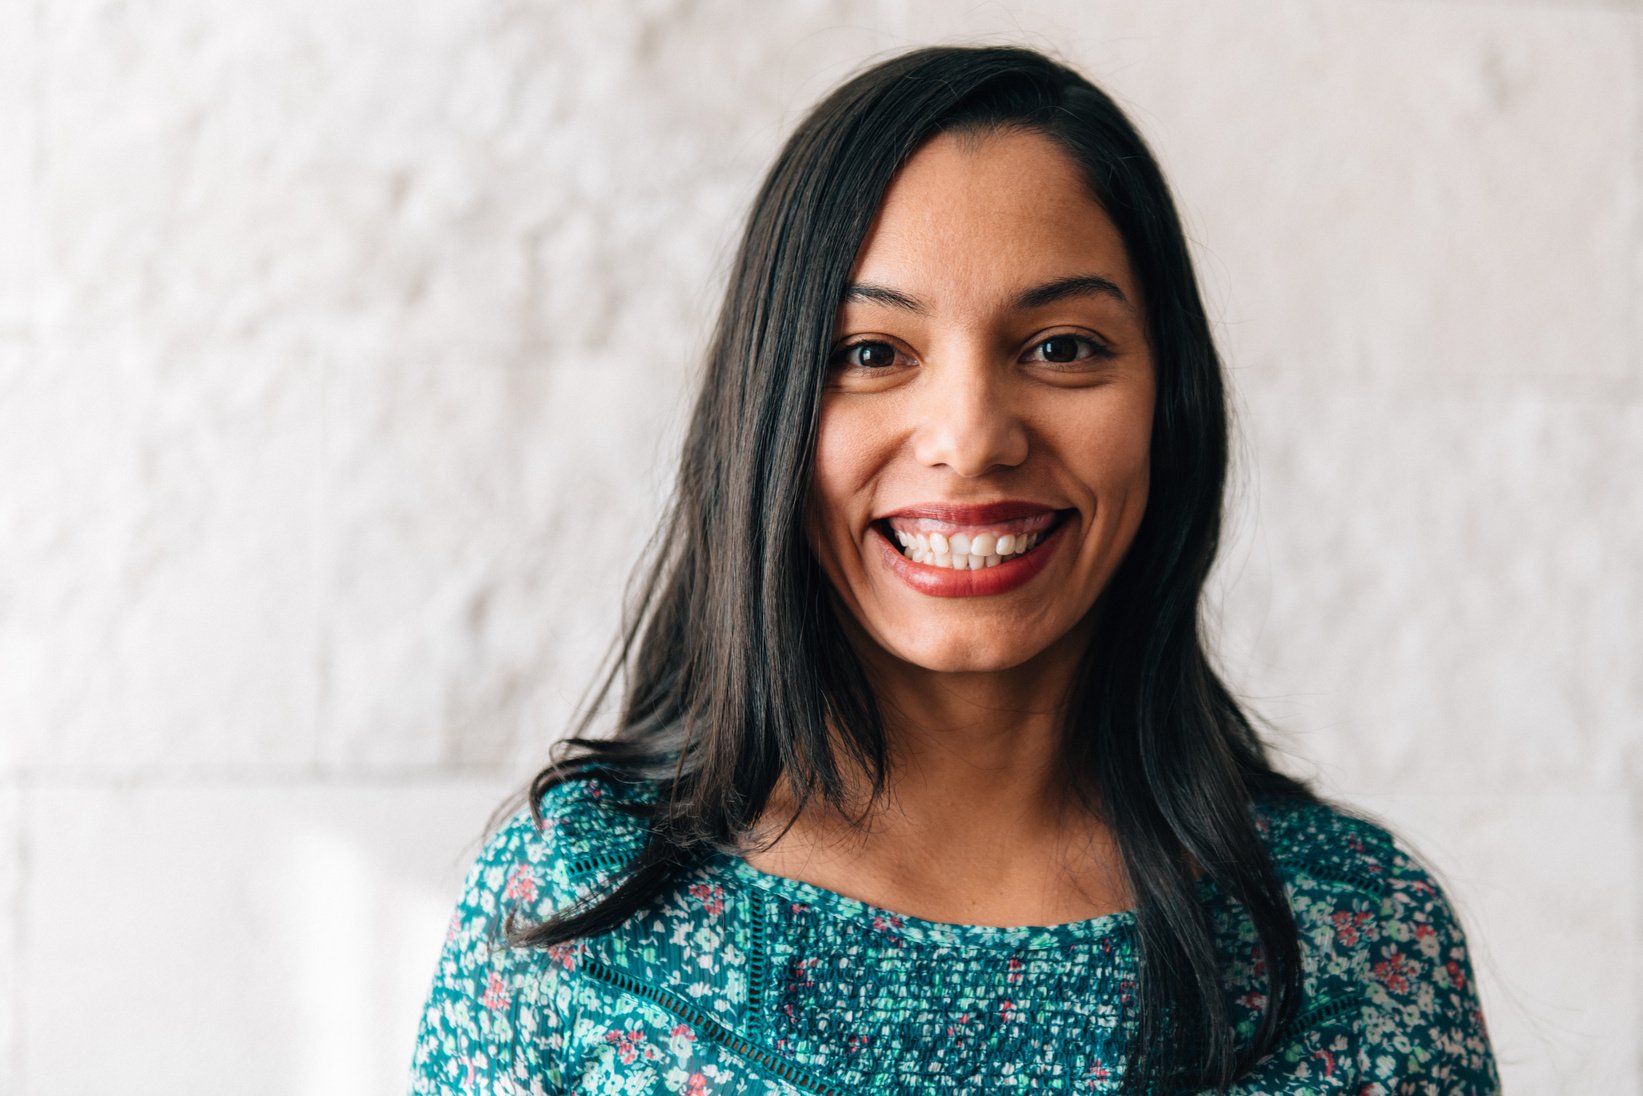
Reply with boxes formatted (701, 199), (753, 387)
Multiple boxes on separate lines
(1012, 275), (1130, 311)
(841, 274), (1131, 315)
(841, 282), (928, 314)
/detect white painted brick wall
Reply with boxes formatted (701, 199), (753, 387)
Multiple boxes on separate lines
(2, 1), (1637, 1093)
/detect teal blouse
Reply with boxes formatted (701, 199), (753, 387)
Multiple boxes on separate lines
(408, 775), (1499, 1094)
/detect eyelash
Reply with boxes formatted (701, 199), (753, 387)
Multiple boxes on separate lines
(1023, 334), (1116, 366)
(828, 334), (1115, 372)
(830, 341), (905, 371)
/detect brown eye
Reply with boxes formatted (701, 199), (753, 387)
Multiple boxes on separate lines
(1025, 334), (1112, 365)
(1037, 335), (1085, 363)
(838, 341), (899, 370)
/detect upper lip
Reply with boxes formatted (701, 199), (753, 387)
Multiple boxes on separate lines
(878, 500), (1062, 524)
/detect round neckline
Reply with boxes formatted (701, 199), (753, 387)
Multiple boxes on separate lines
(713, 848), (1166, 951)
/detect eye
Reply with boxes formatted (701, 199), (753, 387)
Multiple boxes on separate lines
(831, 340), (903, 371)
(1024, 334), (1113, 365)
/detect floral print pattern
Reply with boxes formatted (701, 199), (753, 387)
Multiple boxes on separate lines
(409, 777), (1499, 1094)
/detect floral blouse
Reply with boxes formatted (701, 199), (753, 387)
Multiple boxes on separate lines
(408, 776), (1499, 1094)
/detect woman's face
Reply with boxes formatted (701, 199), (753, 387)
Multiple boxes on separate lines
(809, 127), (1155, 677)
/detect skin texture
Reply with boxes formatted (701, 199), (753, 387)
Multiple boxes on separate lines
(745, 128), (1156, 927)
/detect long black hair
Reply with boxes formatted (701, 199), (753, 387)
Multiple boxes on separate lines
(508, 45), (1316, 1092)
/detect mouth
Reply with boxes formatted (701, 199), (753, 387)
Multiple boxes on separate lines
(872, 505), (1069, 572)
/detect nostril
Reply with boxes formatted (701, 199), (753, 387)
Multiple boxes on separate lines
(910, 412), (1030, 476)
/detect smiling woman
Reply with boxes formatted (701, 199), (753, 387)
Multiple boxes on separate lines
(409, 46), (1500, 1095)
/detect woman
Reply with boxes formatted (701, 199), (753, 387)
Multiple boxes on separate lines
(410, 46), (1499, 1094)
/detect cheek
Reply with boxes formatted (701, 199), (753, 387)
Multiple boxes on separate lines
(1049, 388), (1154, 493)
(1104, 398), (1155, 541)
(806, 404), (870, 564)
(1108, 421), (1153, 491)
(1100, 415), (1153, 527)
(808, 399), (894, 544)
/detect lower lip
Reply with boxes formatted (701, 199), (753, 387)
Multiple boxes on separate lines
(876, 519), (1068, 598)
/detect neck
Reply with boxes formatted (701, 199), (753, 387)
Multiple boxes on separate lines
(743, 619), (1133, 924)
(869, 649), (1085, 835)
(730, 587), (1152, 926)
(762, 610), (1102, 863)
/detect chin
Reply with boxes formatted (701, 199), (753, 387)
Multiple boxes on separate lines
(888, 639), (1042, 676)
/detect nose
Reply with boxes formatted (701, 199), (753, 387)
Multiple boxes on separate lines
(909, 355), (1029, 477)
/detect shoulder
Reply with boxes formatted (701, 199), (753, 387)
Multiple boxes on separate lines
(410, 771), (659, 1091)
(465, 770), (659, 924)
(1251, 795), (1475, 971)
(1252, 794), (1404, 892)
(1250, 797), (1483, 961)
(1247, 796), (1500, 1092)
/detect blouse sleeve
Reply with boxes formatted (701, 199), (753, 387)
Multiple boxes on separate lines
(408, 808), (572, 1095)
(1354, 849), (1501, 1095)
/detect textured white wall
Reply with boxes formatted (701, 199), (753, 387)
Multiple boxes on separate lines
(0, 1), (1637, 1093)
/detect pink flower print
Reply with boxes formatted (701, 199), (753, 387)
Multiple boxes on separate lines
(446, 910), (462, 943)
(688, 883), (725, 917)
(1446, 959), (1468, 991)
(459, 1055), (486, 1085)
(1006, 957), (1024, 985)
(789, 956), (818, 989)
(603, 1027), (649, 1065)
(1086, 1060), (1110, 1081)
(481, 973), (511, 1012)
(1332, 911), (1371, 947)
(1371, 952), (1413, 995)
(1312, 1048), (1337, 1077)
(1237, 990), (1267, 1013)
(999, 999), (1016, 1023)
(684, 1072), (712, 1096)
(546, 942), (582, 970)
(845, 1034), (871, 1055)
(871, 913), (905, 933)
(504, 863), (539, 904)
(790, 902), (809, 915)
(670, 1022), (694, 1041)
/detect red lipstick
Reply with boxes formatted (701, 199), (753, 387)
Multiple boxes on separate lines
(875, 507), (1070, 598)
(879, 501), (1058, 526)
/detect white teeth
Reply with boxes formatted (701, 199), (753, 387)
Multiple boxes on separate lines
(890, 523), (1051, 568)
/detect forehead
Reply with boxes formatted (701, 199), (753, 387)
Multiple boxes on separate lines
(846, 128), (1139, 311)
